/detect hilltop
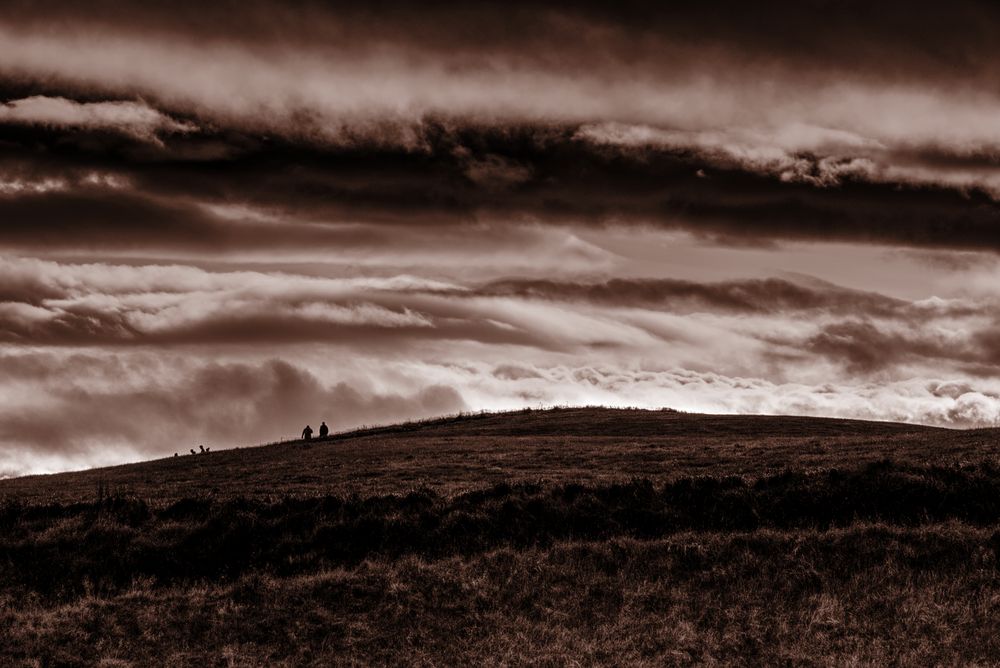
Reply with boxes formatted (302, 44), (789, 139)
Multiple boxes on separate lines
(2, 406), (995, 505)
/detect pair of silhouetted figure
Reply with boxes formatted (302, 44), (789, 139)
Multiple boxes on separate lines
(186, 445), (210, 455)
(302, 422), (329, 440)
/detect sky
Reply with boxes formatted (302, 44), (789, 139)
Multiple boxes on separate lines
(4, 1), (1000, 476)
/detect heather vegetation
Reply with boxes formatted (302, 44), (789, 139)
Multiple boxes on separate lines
(2, 409), (999, 665)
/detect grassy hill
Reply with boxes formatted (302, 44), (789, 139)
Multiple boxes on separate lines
(2, 406), (994, 504)
(3, 408), (1000, 666)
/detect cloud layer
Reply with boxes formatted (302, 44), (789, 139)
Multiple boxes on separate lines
(3, 251), (1000, 478)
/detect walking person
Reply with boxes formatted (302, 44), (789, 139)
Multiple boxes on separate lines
(302, 424), (313, 440)
(319, 421), (329, 438)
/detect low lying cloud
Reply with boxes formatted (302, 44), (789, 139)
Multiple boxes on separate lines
(0, 355), (466, 476)
(471, 362), (1000, 431)
(3, 349), (998, 477)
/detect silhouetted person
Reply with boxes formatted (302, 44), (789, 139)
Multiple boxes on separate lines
(190, 449), (197, 455)
(174, 452), (178, 457)
(319, 421), (329, 438)
(199, 444), (205, 453)
(302, 424), (313, 440)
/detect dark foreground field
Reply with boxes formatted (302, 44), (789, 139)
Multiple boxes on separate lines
(2, 408), (1000, 666)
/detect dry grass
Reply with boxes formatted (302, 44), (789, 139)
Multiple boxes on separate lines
(3, 408), (1000, 665)
(3, 526), (998, 667)
(2, 407), (994, 505)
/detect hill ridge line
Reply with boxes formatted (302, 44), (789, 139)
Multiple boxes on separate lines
(250, 405), (942, 450)
(0, 406), (955, 488)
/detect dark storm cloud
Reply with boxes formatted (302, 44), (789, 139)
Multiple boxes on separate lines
(805, 321), (927, 374)
(890, 249), (1000, 272)
(0, 186), (391, 253)
(3, 0), (1000, 251)
(468, 277), (909, 316)
(131, 312), (544, 349)
(3, 119), (1000, 252)
(0, 1), (998, 255)
(3, 0), (999, 139)
(0, 191), (224, 249)
(802, 320), (1000, 375)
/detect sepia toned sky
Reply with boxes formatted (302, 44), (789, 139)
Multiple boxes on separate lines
(4, 1), (1000, 475)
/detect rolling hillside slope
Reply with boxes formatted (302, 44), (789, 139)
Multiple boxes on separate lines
(4, 408), (1000, 665)
(2, 407), (994, 504)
